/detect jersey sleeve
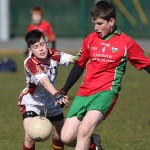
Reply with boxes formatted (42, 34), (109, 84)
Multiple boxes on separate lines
(49, 48), (61, 62)
(46, 22), (56, 42)
(126, 37), (150, 70)
(75, 38), (89, 68)
(49, 48), (71, 66)
(27, 23), (34, 32)
(59, 52), (72, 66)
(25, 59), (47, 85)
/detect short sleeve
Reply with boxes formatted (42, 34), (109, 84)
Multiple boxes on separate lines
(47, 22), (56, 42)
(126, 37), (150, 70)
(25, 59), (47, 85)
(59, 52), (72, 66)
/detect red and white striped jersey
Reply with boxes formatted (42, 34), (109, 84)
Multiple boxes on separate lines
(19, 48), (71, 107)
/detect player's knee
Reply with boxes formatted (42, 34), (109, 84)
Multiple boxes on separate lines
(78, 125), (92, 139)
(61, 132), (74, 145)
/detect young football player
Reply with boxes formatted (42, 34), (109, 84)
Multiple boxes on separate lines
(60, 1), (150, 150)
(25, 6), (56, 56)
(18, 29), (76, 150)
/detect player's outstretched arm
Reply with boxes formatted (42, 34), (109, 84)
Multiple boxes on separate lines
(39, 76), (68, 106)
(39, 76), (58, 95)
(60, 63), (84, 94)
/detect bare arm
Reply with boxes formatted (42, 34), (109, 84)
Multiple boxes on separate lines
(39, 76), (58, 95)
(39, 76), (68, 106)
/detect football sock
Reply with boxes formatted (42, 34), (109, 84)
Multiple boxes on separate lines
(52, 137), (64, 150)
(88, 139), (96, 150)
(23, 145), (35, 150)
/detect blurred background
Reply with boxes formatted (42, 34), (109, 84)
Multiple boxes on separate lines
(9, 0), (150, 38)
(0, 0), (150, 51)
(0, 0), (150, 150)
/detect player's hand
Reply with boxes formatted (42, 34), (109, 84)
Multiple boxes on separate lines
(59, 89), (68, 108)
(53, 92), (68, 108)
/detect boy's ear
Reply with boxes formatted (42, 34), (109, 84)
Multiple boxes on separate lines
(28, 47), (32, 52)
(109, 18), (115, 26)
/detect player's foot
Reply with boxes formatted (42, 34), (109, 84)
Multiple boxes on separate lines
(92, 134), (104, 150)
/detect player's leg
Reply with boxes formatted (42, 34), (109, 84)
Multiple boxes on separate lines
(48, 113), (65, 150)
(75, 110), (104, 150)
(61, 117), (81, 147)
(23, 117), (35, 150)
(61, 95), (89, 147)
(75, 90), (118, 150)
(20, 104), (39, 150)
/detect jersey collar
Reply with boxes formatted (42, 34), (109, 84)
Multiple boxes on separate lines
(104, 26), (121, 41)
(31, 55), (41, 65)
(31, 20), (43, 26)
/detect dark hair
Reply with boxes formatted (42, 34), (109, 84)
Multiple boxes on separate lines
(91, 0), (116, 21)
(25, 30), (45, 47)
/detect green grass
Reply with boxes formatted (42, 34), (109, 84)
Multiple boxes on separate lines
(0, 53), (150, 150)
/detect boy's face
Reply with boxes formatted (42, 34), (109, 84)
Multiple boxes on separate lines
(32, 13), (42, 25)
(93, 17), (115, 38)
(29, 37), (48, 61)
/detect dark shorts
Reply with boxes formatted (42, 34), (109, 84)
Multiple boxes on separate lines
(23, 111), (64, 122)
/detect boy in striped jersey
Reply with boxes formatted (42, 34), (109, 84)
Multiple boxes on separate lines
(18, 29), (76, 150)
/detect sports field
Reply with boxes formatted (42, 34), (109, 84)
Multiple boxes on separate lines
(0, 52), (150, 150)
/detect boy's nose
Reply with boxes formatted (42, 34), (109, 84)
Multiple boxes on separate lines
(94, 24), (99, 31)
(39, 45), (43, 51)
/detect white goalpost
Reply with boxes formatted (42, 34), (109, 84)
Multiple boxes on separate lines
(0, 0), (10, 41)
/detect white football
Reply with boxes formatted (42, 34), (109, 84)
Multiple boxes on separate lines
(27, 116), (53, 142)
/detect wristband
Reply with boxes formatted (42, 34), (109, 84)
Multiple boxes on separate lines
(53, 92), (64, 102)
(60, 88), (67, 95)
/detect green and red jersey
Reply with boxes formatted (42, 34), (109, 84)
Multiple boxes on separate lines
(76, 29), (150, 96)
(28, 20), (56, 42)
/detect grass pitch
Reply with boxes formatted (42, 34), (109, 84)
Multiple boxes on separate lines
(0, 52), (150, 150)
